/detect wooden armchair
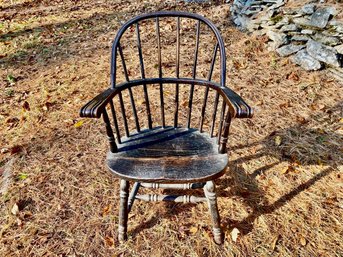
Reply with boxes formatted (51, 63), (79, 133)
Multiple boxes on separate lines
(80, 11), (253, 244)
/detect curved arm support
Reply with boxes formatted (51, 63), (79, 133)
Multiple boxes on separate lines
(79, 88), (117, 118)
(220, 87), (253, 119)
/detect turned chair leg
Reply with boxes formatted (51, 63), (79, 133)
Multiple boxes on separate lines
(118, 179), (129, 242)
(204, 180), (223, 244)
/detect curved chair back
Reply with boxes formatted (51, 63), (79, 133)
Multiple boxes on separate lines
(97, 11), (244, 155)
(110, 11), (227, 88)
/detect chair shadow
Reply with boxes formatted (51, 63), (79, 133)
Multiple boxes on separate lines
(226, 167), (334, 235)
(129, 200), (201, 238)
(216, 102), (342, 234)
(129, 103), (342, 237)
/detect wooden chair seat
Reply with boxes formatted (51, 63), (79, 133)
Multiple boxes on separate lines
(107, 127), (228, 183)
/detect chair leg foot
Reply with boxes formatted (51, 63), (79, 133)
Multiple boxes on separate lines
(204, 180), (223, 244)
(118, 179), (129, 242)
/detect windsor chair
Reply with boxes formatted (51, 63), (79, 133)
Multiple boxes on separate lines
(80, 11), (253, 244)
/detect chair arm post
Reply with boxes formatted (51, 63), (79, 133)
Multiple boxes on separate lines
(218, 111), (232, 154)
(102, 109), (118, 153)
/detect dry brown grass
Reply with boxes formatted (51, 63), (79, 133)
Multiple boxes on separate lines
(0, 0), (342, 256)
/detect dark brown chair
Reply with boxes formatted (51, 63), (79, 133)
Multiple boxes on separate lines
(80, 11), (252, 244)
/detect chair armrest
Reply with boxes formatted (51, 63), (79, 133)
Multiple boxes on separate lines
(220, 87), (253, 118)
(80, 88), (117, 118)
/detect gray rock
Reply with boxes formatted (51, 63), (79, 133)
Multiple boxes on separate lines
(310, 7), (335, 29)
(276, 43), (305, 57)
(252, 29), (267, 37)
(243, 8), (263, 15)
(313, 33), (341, 46)
(307, 39), (341, 67)
(250, 1), (264, 5)
(301, 29), (315, 35)
(283, 8), (297, 15)
(233, 15), (251, 28)
(246, 21), (260, 31)
(293, 17), (312, 27)
(291, 35), (311, 42)
(267, 30), (289, 48)
(292, 13), (305, 18)
(329, 21), (343, 34)
(287, 31), (302, 36)
(274, 17), (290, 28)
(302, 3), (316, 15)
(321, 30), (341, 37)
(267, 1), (285, 10)
(183, 0), (210, 2)
(334, 24), (343, 34)
(258, 10), (275, 22)
(260, 22), (277, 29)
(328, 67), (343, 83)
(334, 45), (343, 54)
(292, 50), (322, 71)
(280, 24), (299, 32)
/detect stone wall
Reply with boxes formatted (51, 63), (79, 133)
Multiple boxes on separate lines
(230, 0), (343, 77)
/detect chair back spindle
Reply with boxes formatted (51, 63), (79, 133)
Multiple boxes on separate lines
(156, 17), (166, 128)
(106, 11), (234, 153)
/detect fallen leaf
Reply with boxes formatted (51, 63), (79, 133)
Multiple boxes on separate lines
(189, 226), (198, 235)
(102, 205), (111, 216)
(10, 145), (23, 155)
(296, 116), (307, 125)
(280, 165), (298, 175)
(6, 117), (20, 124)
(274, 136), (282, 146)
(279, 102), (291, 109)
(24, 211), (33, 219)
(318, 104), (325, 110)
(300, 236), (307, 246)
(18, 173), (28, 180)
(42, 102), (54, 111)
(270, 234), (279, 251)
(231, 227), (240, 242)
(74, 120), (84, 128)
(22, 101), (30, 111)
(181, 100), (188, 108)
(317, 128), (325, 134)
(163, 90), (172, 96)
(324, 197), (338, 206)
(1, 148), (9, 154)
(104, 236), (114, 247)
(63, 119), (74, 126)
(11, 203), (19, 215)
(287, 71), (299, 81)
(136, 99), (145, 106)
(203, 231), (212, 241)
(16, 218), (23, 226)
(317, 159), (324, 166)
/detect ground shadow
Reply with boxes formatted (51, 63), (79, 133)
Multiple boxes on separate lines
(217, 102), (342, 234)
(0, 10), (126, 69)
(226, 167), (334, 235)
(129, 200), (201, 238)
